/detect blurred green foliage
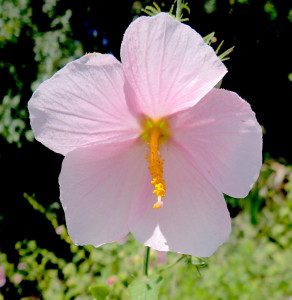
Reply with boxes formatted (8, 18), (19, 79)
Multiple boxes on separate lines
(1, 160), (291, 299)
(204, 0), (279, 20)
(0, 0), (31, 45)
(0, 0), (83, 145)
(0, 94), (33, 146)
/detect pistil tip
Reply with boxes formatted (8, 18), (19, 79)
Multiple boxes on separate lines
(153, 196), (164, 209)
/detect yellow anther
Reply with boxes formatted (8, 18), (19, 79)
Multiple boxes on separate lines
(140, 118), (170, 209)
(151, 178), (158, 185)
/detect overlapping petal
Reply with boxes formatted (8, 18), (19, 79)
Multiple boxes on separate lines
(129, 142), (231, 257)
(121, 13), (227, 118)
(59, 140), (148, 246)
(28, 53), (139, 155)
(27, 12), (263, 257)
(169, 88), (262, 198)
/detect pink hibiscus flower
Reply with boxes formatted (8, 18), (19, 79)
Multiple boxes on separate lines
(28, 13), (262, 257)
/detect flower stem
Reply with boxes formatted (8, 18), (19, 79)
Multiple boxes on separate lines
(144, 246), (151, 276)
(176, 0), (182, 20)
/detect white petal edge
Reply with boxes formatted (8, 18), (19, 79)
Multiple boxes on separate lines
(169, 88), (263, 198)
(121, 13), (227, 118)
(59, 139), (148, 247)
(129, 142), (231, 257)
(28, 53), (139, 155)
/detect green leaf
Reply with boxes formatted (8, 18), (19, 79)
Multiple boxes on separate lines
(218, 46), (235, 61)
(129, 275), (163, 300)
(142, 2), (161, 17)
(191, 256), (208, 268)
(215, 40), (224, 54)
(89, 284), (110, 300)
(203, 32), (215, 45)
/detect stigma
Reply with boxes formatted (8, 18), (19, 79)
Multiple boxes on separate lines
(141, 118), (170, 209)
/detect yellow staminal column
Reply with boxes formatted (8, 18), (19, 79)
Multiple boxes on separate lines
(149, 127), (166, 209)
(141, 119), (169, 209)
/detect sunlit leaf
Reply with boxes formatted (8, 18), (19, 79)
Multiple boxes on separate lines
(89, 284), (110, 300)
(129, 275), (163, 300)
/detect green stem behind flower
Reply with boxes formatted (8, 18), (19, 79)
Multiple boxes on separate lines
(176, 0), (182, 20)
(144, 246), (151, 276)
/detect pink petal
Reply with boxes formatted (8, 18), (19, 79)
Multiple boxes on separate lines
(28, 53), (139, 155)
(169, 88), (262, 198)
(129, 142), (231, 257)
(121, 13), (227, 118)
(59, 139), (148, 246)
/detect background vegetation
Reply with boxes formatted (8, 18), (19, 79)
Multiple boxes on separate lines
(0, 0), (291, 299)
